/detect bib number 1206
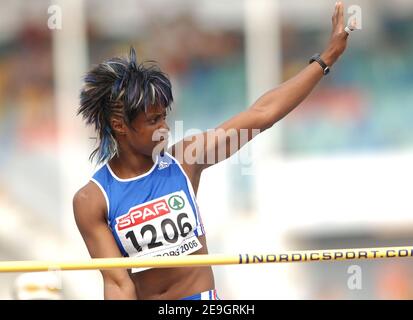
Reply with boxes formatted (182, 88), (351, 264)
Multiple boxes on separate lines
(125, 212), (192, 252)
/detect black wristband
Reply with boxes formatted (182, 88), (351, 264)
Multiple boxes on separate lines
(309, 53), (330, 75)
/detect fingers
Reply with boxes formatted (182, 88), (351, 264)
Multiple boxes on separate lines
(332, 2), (338, 26)
(332, 2), (354, 40)
(332, 2), (345, 33)
(337, 2), (344, 32)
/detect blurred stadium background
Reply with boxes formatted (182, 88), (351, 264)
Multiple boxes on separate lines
(0, 0), (413, 299)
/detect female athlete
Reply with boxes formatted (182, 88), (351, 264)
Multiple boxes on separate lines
(73, 2), (353, 300)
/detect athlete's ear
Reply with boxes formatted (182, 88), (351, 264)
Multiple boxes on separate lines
(110, 116), (127, 136)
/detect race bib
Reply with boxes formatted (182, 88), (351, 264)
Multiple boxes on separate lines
(115, 190), (203, 273)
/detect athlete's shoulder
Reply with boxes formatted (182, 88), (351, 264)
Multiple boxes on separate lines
(73, 181), (106, 219)
(167, 144), (201, 175)
(73, 181), (99, 202)
(164, 151), (201, 195)
(167, 144), (184, 164)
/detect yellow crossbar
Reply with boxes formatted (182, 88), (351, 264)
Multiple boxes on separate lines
(0, 246), (412, 273)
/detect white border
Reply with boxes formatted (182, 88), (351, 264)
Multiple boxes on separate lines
(106, 156), (158, 182)
(90, 178), (110, 221)
(165, 152), (205, 236)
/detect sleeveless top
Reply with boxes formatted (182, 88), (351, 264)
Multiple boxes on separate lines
(91, 152), (205, 272)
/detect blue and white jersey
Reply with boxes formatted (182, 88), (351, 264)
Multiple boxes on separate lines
(91, 152), (205, 272)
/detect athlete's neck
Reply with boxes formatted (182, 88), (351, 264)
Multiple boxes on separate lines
(109, 151), (156, 179)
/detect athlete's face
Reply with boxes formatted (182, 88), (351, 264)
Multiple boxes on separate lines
(116, 105), (170, 158)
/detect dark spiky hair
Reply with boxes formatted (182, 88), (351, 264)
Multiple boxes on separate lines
(78, 47), (173, 163)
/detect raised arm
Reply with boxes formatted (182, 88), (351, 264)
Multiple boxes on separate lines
(171, 2), (352, 173)
(244, 2), (351, 129)
(73, 182), (137, 300)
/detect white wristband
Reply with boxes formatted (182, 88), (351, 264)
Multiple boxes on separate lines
(344, 26), (354, 34)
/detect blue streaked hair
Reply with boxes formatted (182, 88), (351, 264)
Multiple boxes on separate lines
(78, 47), (173, 163)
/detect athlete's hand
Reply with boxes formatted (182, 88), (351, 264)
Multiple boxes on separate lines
(321, 1), (356, 66)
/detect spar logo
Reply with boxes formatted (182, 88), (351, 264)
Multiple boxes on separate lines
(116, 199), (170, 231)
(168, 195), (185, 210)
